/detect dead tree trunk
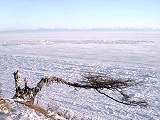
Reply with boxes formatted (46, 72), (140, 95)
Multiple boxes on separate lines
(13, 71), (148, 107)
(13, 70), (20, 92)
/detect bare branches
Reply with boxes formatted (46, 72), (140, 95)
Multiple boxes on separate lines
(13, 71), (148, 107)
(96, 88), (148, 107)
(66, 73), (148, 107)
(81, 73), (140, 90)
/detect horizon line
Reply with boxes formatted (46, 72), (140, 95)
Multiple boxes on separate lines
(1, 27), (160, 33)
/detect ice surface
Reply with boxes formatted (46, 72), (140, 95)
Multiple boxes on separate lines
(0, 31), (160, 119)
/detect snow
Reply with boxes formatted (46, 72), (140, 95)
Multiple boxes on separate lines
(0, 31), (160, 119)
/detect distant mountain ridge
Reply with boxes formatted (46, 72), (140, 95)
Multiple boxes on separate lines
(1, 27), (160, 33)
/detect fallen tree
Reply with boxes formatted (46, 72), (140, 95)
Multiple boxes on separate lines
(11, 70), (148, 119)
(13, 70), (148, 106)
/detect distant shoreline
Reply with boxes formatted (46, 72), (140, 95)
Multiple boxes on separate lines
(1, 28), (160, 33)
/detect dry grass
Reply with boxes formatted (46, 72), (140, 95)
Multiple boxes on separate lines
(15, 100), (68, 120)
(0, 97), (11, 113)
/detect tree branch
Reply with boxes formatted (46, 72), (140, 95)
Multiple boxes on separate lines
(13, 71), (148, 107)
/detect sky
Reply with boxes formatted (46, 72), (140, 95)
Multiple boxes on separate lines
(0, 0), (160, 31)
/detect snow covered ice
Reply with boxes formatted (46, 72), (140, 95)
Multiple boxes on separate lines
(0, 31), (160, 119)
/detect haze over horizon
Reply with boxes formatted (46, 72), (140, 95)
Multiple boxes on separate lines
(0, 0), (160, 31)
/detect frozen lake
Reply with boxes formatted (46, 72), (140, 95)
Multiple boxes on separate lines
(0, 31), (160, 119)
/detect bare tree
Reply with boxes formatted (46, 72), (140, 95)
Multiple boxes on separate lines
(13, 71), (148, 107)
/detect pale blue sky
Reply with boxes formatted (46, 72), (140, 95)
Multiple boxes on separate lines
(0, 0), (160, 30)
